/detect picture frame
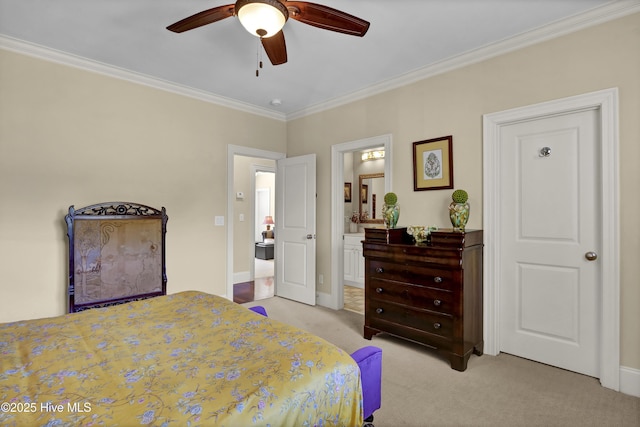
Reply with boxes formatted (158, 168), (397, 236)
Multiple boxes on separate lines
(344, 182), (352, 202)
(413, 135), (454, 191)
(65, 202), (168, 313)
(361, 184), (368, 204)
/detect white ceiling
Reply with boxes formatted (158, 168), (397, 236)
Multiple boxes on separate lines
(0, 1), (634, 119)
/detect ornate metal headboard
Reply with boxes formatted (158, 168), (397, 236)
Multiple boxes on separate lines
(65, 202), (168, 313)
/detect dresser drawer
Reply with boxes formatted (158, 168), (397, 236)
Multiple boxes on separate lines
(367, 279), (454, 315)
(368, 260), (458, 289)
(363, 230), (484, 371)
(367, 300), (453, 339)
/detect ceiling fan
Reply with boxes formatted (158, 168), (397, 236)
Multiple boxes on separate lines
(166, 0), (370, 66)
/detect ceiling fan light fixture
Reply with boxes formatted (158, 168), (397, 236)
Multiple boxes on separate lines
(236, 0), (288, 38)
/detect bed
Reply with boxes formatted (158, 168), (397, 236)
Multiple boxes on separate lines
(0, 291), (380, 426)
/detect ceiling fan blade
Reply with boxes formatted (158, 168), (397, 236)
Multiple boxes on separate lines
(286, 1), (369, 37)
(167, 4), (235, 33)
(262, 31), (288, 65)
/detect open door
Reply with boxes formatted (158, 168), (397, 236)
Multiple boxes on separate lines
(275, 154), (316, 305)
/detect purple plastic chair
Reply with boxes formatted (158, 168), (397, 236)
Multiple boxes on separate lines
(249, 305), (382, 426)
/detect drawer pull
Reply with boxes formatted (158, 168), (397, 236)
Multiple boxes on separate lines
(433, 276), (443, 283)
(433, 299), (442, 307)
(375, 287), (383, 294)
(375, 267), (384, 273)
(376, 308), (384, 314)
(433, 322), (442, 329)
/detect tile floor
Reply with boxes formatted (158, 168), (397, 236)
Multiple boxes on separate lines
(343, 285), (364, 315)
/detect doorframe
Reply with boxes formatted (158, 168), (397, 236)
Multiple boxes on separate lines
(227, 145), (286, 301)
(482, 88), (620, 390)
(327, 134), (392, 310)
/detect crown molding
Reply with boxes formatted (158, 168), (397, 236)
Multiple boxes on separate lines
(0, 36), (287, 122)
(286, 0), (640, 120)
(2, 1), (638, 123)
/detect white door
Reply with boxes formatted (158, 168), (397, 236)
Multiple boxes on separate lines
(499, 109), (600, 377)
(275, 154), (316, 305)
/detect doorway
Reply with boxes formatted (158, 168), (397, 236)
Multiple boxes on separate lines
(227, 145), (285, 303)
(328, 134), (393, 310)
(231, 161), (276, 304)
(227, 146), (317, 307)
(483, 88), (620, 390)
(252, 169), (275, 302)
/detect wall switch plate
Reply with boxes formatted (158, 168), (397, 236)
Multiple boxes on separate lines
(214, 216), (224, 226)
(239, 214), (245, 222)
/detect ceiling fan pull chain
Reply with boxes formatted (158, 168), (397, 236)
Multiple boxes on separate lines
(256, 38), (264, 77)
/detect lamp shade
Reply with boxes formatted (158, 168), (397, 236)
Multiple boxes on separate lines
(263, 215), (274, 225)
(236, 0), (288, 38)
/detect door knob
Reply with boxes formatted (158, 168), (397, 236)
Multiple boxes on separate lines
(585, 251), (598, 261)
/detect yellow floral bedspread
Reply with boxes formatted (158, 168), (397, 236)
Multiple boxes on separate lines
(0, 291), (363, 426)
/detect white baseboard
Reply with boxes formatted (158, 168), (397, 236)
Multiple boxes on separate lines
(620, 366), (640, 397)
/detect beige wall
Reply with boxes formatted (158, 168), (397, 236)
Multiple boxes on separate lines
(0, 49), (286, 322)
(0, 13), (637, 371)
(286, 13), (640, 369)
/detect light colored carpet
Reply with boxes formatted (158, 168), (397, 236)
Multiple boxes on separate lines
(244, 296), (639, 427)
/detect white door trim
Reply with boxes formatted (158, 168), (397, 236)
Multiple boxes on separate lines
(326, 134), (392, 310)
(482, 88), (620, 390)
(227, 145), (286, 301)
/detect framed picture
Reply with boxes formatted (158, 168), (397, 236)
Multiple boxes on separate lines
(344, 182), (352, 202)
(361, 184), (368, 204)
(413, 135), (453, 191)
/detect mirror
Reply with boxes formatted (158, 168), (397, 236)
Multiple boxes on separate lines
(359, 173), (384, 223)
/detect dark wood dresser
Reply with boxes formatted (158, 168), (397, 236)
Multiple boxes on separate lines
(362, 228), (483, 371)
